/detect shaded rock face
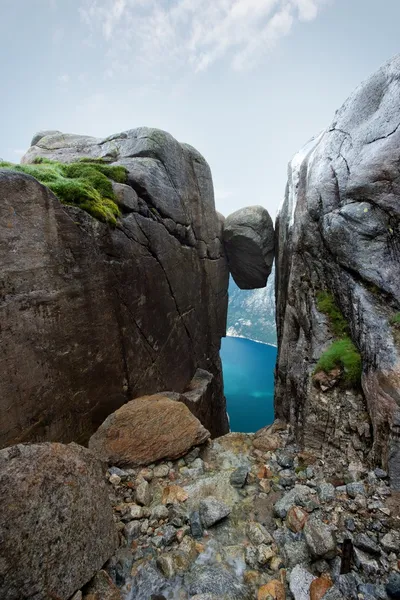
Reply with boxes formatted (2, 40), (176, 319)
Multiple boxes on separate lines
(223, 205), (274, 289)
(0, 127), (229, 447)
(0, 442), (118, 600)
(275, 56), (400, 489)
(88, 393), (210, 466)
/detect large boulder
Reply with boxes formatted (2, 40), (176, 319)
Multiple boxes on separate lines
(275, 55), (400, 488)
(0, 442), (118, 600)
(0, 127), (229, 448)
(223, 205), (274, 289)
(88, 393), (210, 466)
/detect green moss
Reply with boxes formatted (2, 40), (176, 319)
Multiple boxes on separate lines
(0, 158), (128, 225)
(314, 338), (362, 386)
(316, 291), (349, 338)
(390, 313), (400, 326)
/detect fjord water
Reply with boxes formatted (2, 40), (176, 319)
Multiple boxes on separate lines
(221, 336), (277, 433)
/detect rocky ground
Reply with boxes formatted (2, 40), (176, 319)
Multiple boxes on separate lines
(79, 422), (400, 600)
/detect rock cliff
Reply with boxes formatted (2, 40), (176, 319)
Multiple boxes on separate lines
(275, 56), (400, 490)
(0, 128), (230, 447)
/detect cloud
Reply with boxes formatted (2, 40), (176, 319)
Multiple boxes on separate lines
(57, 74), (70, 84)
(79, 0), (331, 75)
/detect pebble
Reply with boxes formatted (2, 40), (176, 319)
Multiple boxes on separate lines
(346, 482), (366, 498)
(136, 479), (151, 506)
(304, 518), (336, 559)
(109, 474), (121, 486)
(386, 572), (400, 599)
(190, 511), (203, 539)
(230, 466), (249, 488)
(154, 464), (170, 478)
(199, 497), (231, 528)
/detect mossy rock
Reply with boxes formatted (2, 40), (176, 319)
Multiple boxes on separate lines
(314, 338), (362, 387)
(0, 158), (128, 225)
(316, 291), (349, 338)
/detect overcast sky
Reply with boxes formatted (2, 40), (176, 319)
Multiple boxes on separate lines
(1, 0), (399, 217)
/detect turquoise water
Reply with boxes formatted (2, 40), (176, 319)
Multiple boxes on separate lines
(221, 336), (277, 433)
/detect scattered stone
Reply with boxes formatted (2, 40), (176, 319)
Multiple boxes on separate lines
(310, 574), (333, 600)
(136, 479), (151, 506)
(184, 447), (201, 465)
(258, 579), (286, 600)
(124, 520), (141, 541)
(344, 518), (356, 532)
(151, 505), (170, 520)
(109, 474), (121, 485)
(286, 506), (308, 533)
(274, 485), (312, 518)
(156, 555), (175, 579)
(190, 511), (204, 539)
(381, 532), (400, 554)
(317, 483), (335, 502)
(88, 394), (210, 466)
(346, 482), (366, 498)
(129, 504), (143, 520)
(199, 497), (231, 528)
(386, 572), (400, 599)
(277, 451), (295, 469)
(230, 466), (249, 488)
(82, 570), (122, 600)
(304, 518), (336, 559)
(320, 587), (344, 600)
(257, 544), (275, 565)
(284, 541), (310, 568)
(109, 466), (129, 479)
(289, 565), (316, 600)
(374, 468), (388, 479)
(247, 522), (273, 545)
(138, 468), (153, 482)
(353, 548), (379, 576)
(161, 525), (177, 546)
(154, 464), (170, 478)
(354, 533), (381, 556)
(162, 485), (189, 505)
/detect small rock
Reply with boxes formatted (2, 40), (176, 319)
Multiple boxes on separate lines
(317, 483), (335, 502)
(258, 579), (286, 600)
(184, 447), (201, 464)
(304, 518), (336, 559)
(109, 466), (129, 479)
(277, 451), (294, 469)
(381, 532), (400, 554)
(124, 520), (141, 541)
(140, 519), (149, 534)
(354, 533), (381, 556)
(346, 482), (366, 498)
(109, 474), (121, 486)
(274, 485), (311, 518)
(270, 556), (285, 571)
(283, 540), (310, 568)
(161, 525), (177, 546)
(386, 572), (400, 599)
(320, 586), (344, 599)
(82, 570), (122, 600)
(154, 464), (170, 478)
(289, 565), (316, 600)
(71, 593), (83, 600)
(259, 479), (271, 493)
(129, 504), (143, 520)
(375, 468), (388, 479)
(157, 555), (175, 579)
(136, 480), (151, 506)
(344, 518), (355, 532)
(138, 468), (153, 481)
(190, 511), (203, 539)
(353, 547), (379, 576)
(199, 497), (231, 528)
(257, 544), (275, 565)
(230, 466), (249, 488)
(310, 574), (332, 600)
(151, 505), (169, 520)
(247, 522), (273, 545)
(286, 506), (308, 533)
(162, 485), (189, 505)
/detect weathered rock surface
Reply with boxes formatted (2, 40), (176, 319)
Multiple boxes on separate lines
(275, 55), (400, 488)
(1, 127), (230, 448)
(0, 443), (118, 600)
(223, 205), (274, 289)
(88, 393), (210, 466)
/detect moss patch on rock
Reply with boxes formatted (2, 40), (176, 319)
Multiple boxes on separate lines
(390, 313), (400, 326)
(0, 158), (127, 225)
(314, 291), (362, 387)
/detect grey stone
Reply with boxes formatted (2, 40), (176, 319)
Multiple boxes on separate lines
(353, 547), (379, 576)
(124, 520), (141, 541)
(289, 564), (316, 600)
(161, 525), (177, 546)
(318, 483), (336, 502)
(381, 531), (400, 553)
(185, 564), (246, 599)
(184, 447), (201, 464)
(0, 443), (118, 600)
(321, 587), (345, 600)
(274, 485), (312, 518)
(199, 497), (231, 528)
(345, 518), (356, 532)
(386, 572), (400, 599)
(247, 522), (273, 546)
(354, 532), (381, 555)
(109, 466), (130, 479)
(129, 504), (144, 520)
(190, 511), (203, 538)
(151, 505), (170, 520)
(230, 466), (249, 488)
(276, 450), (295, 468)
(30, 129), (62, 146)
(375, 468), (388, 479)
(336, 574), (359, 600)
(136, 479), (151, 506)
(156, 555), (175, 579)
(303, 517), (337, 559)
(283, 540), (310, 567)
(223, 205), (274, 289)
(129, 561), (166, 599)
(346, 482), (366, 498)
(153, 464), (170, 478)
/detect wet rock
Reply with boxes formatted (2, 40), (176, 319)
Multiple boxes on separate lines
(286, 506), (309, 533)
(89, 395), (210, 466)
(223, 205), (274, 289)
(230, 466), (249, 488)
(190, 511), (204, 538)
(258, 580), (286, 600)
(386, 572), (400, 599)
(199, 497), (231, 528)
(289, 565), (316, 600)
(0, 443), (118, 600)
(304, 518), (336, 559)
(82, 570), (122, 600)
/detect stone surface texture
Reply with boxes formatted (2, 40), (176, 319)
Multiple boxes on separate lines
(275, 55), (400, 488)
(88, 393), (210, 466)
(223, 205), (274, 289)
(0, 127), (230, 448)
(0, 442), (118, 600)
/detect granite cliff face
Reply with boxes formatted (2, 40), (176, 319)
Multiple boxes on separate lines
(0, 128), (230, 447)
(275, 56), (400, 489)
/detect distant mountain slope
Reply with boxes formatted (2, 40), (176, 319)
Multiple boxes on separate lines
(227, 267), (276, 346)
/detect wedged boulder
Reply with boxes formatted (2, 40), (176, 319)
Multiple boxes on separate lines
(1, 126), (229, 448)
(88, 393), (210, 466)
(0, 442), (118, 600)
(223, 205), (274, 289)
(275, 54), (400, 488)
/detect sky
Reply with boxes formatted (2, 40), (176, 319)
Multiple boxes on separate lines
(1, 0), (400, 217)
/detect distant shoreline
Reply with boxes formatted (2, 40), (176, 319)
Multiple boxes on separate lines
(224, 333), (278, 349)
